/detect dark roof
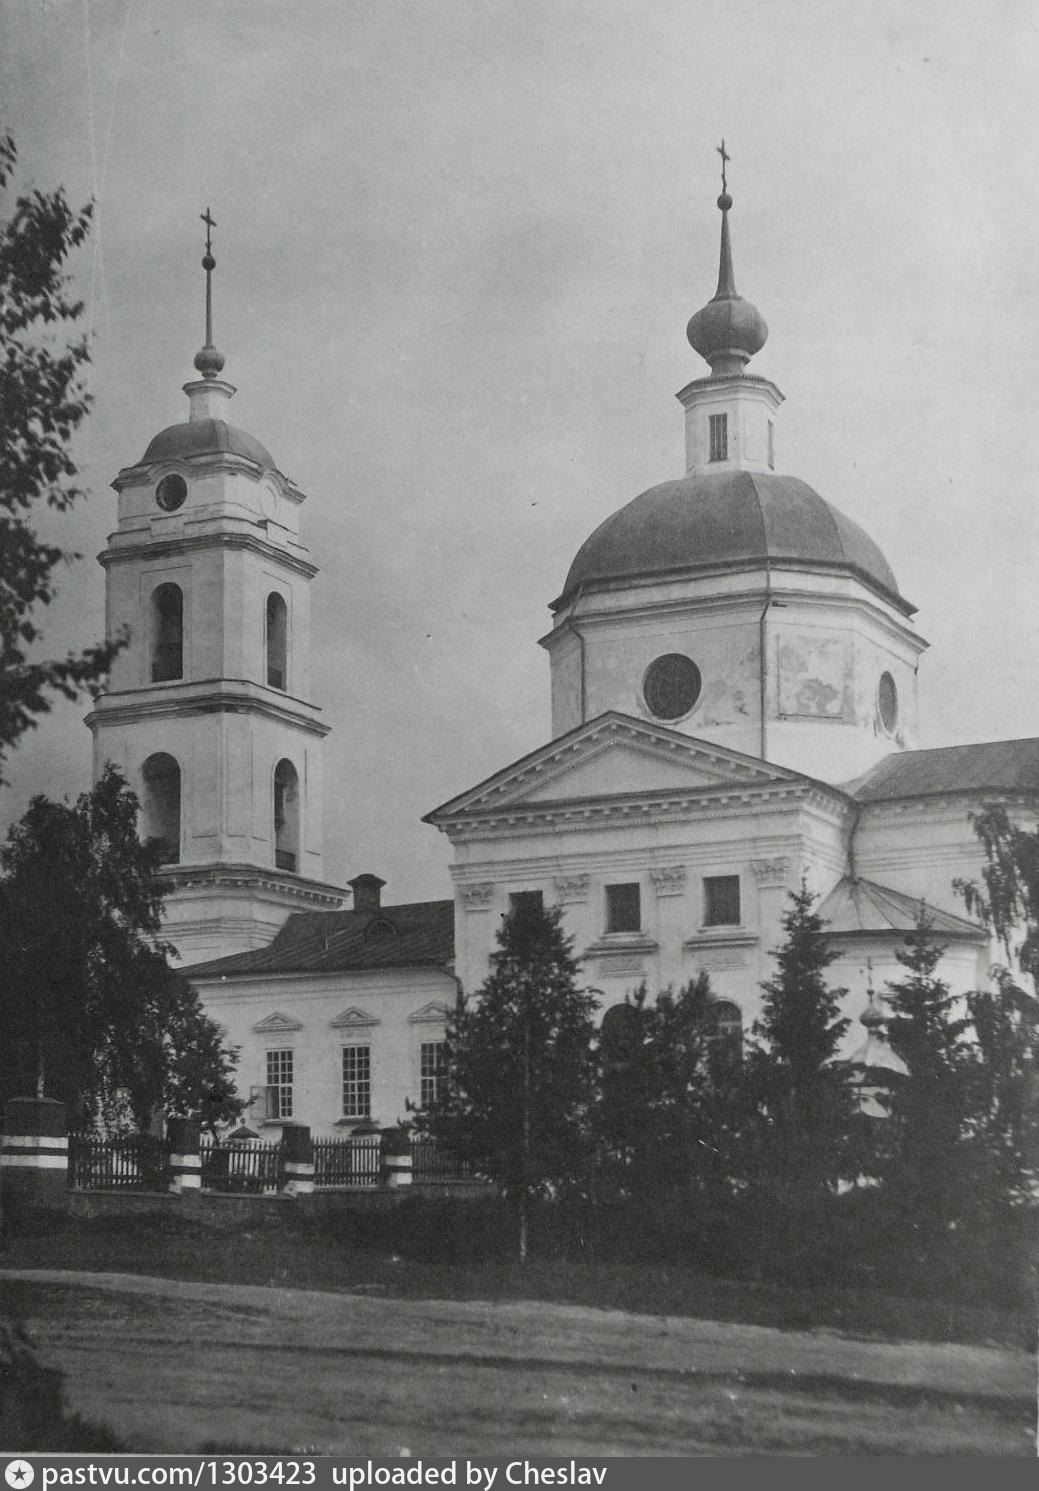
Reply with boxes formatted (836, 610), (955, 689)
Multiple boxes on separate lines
(140, 419), (276, 470)
(851, 738), (1039, 803)
(555, 471), (909, 613)
(817, 876), (984, 940)
(186, 899), (455, 979)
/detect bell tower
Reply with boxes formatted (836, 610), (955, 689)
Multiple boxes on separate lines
(87, 210), (343, 964)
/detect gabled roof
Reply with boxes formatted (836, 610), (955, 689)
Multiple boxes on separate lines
(425, 710), (847, 829)
(817, 876), (985, 941)
(186, 899), (455, 980)
(850, 737), (1039, 803)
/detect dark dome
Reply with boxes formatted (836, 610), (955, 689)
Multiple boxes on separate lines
(140, 418), (275, 470)
(556, 471), (909, 612)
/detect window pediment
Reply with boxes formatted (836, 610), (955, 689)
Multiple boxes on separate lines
(252, 1011), (302, 1034)
(330, 1007), (380, 1030)
(408, 1001), (453, 1025)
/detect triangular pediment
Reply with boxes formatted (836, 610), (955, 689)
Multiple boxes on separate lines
(329, 1007), (380, 1029)
(408, 1001), (453, 1025)
(426, 712), (824, 823)
(252, 1011), (302, 1034)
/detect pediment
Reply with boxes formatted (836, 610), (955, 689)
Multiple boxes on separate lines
(427, 712), (815, 823)
(329, 1007), (380, 1029)
(408, 1001), (453, 1025)
(252, 1011), (302, 1034)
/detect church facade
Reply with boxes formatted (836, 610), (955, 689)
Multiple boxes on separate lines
(92, 183), (1039, 1138)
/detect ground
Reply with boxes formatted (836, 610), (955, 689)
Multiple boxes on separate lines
(1, 1269), (1034, 1456)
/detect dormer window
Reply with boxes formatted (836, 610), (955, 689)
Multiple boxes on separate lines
(709, 413), (728, 463)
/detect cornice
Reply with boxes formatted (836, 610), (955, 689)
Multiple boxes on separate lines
(583, 933), (660, 959)
(86, 680), (330, 737)
(160, 861), (345, 905)
(98, 528), (318, 580)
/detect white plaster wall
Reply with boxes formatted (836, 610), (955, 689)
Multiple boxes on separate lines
(193, 967), (459, 1137)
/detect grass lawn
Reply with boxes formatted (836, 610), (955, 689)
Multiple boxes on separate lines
(1, 1211), (1030, 1350)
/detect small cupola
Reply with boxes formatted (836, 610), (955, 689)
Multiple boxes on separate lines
(349, 873), (386, 915)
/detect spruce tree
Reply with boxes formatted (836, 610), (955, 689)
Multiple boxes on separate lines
(422, 897), (597, 1261)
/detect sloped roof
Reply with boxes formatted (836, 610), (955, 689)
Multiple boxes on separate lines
(186, 899), (455, 979)
(817, 876), (984, 941)
(851, 738), (1039, 803)
(140, 419), (276, 470)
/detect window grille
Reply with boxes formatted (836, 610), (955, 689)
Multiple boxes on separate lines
(266, 1048), (293, 1119)
(605, 882), (641, 933)
(709, 413), (728, 463)
(342, 1044), (372, 1119)
(704, 875), (741, 927)
(420, 1041), (446, 1109)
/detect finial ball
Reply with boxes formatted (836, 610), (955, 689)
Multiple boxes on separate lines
(202, 252), (216, 271)
(717, 192), (733, 212)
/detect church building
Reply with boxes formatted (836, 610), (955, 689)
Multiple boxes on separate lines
(92, 179), (1039, 1138)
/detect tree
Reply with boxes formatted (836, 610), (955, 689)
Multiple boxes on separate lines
(0, 766), (241, 1131)
(878, 921), (974, 1231)
(0, 134), (118, 777)
(747, 883), (855, 1200)
(421, 898), (597, 1261)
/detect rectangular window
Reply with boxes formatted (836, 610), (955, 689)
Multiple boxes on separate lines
(709, 413), (728, 463)
(341, 1044), (372, 1119)
(704, 874), (741, 927)
(420, 1041), (446, 1110)
(266, 1048), (293, 1120)
(605, 882), (641, 933)
(508, 889), (544, 919)
(767, 419), (775, 470)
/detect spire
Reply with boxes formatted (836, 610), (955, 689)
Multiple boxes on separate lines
(193, 207), (226, 379)
(686, 144), (768, 377)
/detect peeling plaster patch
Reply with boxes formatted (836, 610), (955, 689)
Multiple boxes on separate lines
(777, 635), (851, 720)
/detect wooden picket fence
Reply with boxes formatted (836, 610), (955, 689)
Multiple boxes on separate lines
(68, 1133), (173, 1192)
(312, 1135), (381, 1188)
(199, 1137), (283, 1193)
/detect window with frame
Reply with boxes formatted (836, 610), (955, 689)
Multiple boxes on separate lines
(508, 890), (544, 920)
(709, 413), (728, 463)
(341, 1044), (372, 1119)
(704, 874), (741, 927)
(266, 1048), (293, 1120)
(707, 1000), (744, 1062)
(605, 882), (641, 933)
(420, 1040), (446, 1109)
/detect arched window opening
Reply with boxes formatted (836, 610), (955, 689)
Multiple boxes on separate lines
(141, 753), (181, 864)
(273, 758), (300, 873)
(266, 592), (288, 690)
(707, 999), (743, 1064)
(151, 583), (183, 682)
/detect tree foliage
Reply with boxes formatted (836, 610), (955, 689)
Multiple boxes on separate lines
(0, 134), (118, 776)
(421, 898), (597, 1258)
(746, 883), (855, 1198)
(0, 766), (241, 1130)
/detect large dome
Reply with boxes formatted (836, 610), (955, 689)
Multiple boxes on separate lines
(140, 418), (275, 470)
(556, 470), (910, 613)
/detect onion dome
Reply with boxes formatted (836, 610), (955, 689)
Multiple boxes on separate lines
(555, 470), (907, 612)
(686, 183), (768, 376)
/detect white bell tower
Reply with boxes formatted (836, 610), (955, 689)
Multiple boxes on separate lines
(87, 210), (343, 964)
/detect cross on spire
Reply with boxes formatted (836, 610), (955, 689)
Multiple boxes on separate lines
(201, 206), (217, 259)
(193, 205), (225, 379)
(716, 140), (730, 195)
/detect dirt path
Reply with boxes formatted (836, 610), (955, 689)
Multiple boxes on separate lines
(2, 1269), (1034, 1456)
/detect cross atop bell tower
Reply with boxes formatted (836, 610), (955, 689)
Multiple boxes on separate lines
(86, 217), (344, 964)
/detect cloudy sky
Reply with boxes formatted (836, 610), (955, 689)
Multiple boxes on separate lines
(2, 0), (1038, 902)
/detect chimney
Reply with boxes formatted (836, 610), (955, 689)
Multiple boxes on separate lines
(348, 873), (386, 915)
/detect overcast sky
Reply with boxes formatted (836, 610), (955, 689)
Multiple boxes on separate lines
(2, 0), (1039, 903)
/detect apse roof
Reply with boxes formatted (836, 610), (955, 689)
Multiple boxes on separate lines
(139, 418), (276, 470)
(817, 876), (984, 940)
(851, 738), (1039, 803)
(555, 471), (910, 614)
(187, 899), (455, 979)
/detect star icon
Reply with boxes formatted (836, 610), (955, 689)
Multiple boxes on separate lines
(5, 1463), (34, 1489)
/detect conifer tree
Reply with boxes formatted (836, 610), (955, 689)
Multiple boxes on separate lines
(748, 882), (854, 1199)
(422, 897), (597, 1261)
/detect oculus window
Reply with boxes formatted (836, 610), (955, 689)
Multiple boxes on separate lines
(155, 474), (187, 512)
(605, 882), (641, 933)
(704, 875), (741, 927)
(878, 671), (898, 733)
(643, 653), (702, 720)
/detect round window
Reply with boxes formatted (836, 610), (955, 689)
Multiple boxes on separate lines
(878, 671), (898, 732)
(155, 474), (187, 512)
(642, 653), (702, 720)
